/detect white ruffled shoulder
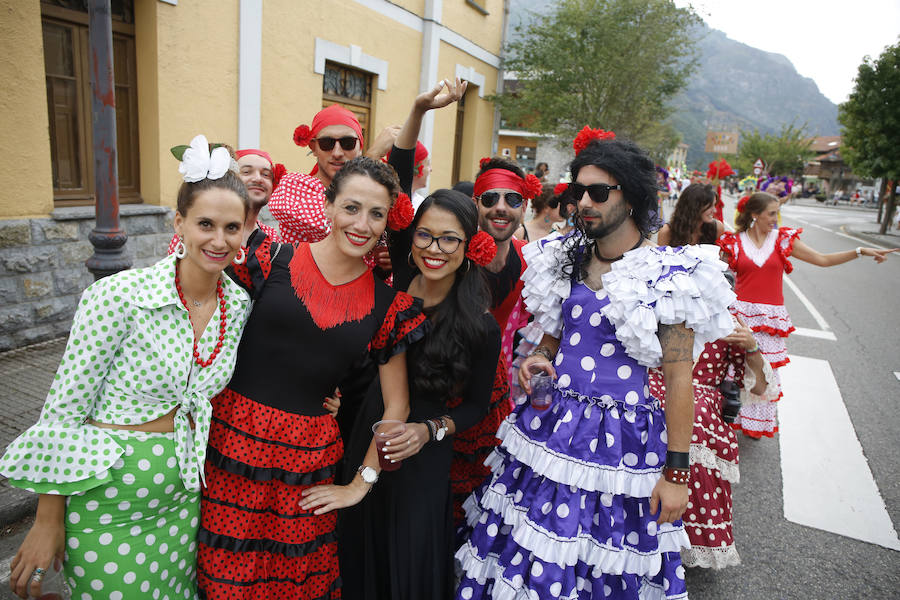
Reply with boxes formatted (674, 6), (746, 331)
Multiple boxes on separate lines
(601, 245), (736, 367)
(521, 231), (577, 339)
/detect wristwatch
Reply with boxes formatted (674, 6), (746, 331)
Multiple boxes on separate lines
(434, 417), (448, 442)
(357, 465), (378, 485)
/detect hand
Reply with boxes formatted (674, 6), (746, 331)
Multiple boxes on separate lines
(322, 388), (341, 417)
(364, 125), (402, 160)
(9, 520), (65, 599)
(861, 247), (898, 263)
(299, 478), (369, 515)
(518, 355), (557, 394)
(720, 314), (756, 351)
(374, 246), (392, 271)
(649, 478), (689, 524)
(413, 78), (467, 114)
(382, 422), (429, 462)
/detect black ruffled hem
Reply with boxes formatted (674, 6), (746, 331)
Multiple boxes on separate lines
(206, 446), (336, 486)
(197, 527), (338, 558)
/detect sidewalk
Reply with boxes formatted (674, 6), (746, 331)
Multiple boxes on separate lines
(0, 338), (66, 527)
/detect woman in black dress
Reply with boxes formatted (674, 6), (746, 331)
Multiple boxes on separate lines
(340, 189), (501, 600)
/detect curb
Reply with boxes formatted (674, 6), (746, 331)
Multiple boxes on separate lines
(0, 480), (37, 529)
(843, 225), (900, 249)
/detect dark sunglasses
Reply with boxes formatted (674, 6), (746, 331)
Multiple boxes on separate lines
(315, 136), (358, 151)
(478, 191), (525, 209)
(569, 182), (622, 204)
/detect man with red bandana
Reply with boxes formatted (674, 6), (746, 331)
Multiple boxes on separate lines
(167, 148), (280, 253)
(449, 157), (542, 523)
(268, 105), (398, 244)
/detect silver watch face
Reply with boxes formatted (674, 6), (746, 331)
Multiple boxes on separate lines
(435, 427), (446, 441)
(360, 466), (377, 483)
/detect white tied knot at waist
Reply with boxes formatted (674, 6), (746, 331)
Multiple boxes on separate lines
(174, 394), (213, 491)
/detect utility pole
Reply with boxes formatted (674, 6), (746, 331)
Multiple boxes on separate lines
(85, 0), (131, 280)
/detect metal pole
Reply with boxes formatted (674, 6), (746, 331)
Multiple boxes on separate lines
(85, 0), (130, 280)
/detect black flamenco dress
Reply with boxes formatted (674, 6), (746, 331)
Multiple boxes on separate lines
(197, 232), (427, 600)
(340, 310), (501, 600)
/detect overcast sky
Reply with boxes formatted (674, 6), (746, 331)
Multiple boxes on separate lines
(674, 0), (900, 105)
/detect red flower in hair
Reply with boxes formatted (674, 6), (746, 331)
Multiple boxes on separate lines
(523, 174), (543, 200)
(387, 192), (414, 231)
(706, 159), (734, 180)
(293, 124), (313, 147)
(553, 182), (568, 195)
(573, 126), (616, 155)
(736, 196), (750, 213)
(272, 163), (287, 189)
(465, 231), (497, 267)
(479, 157), (492, 170)
(415, 163), (424, 178)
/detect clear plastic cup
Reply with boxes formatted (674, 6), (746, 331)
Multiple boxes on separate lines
(529, 373), (554, 411)
(372, 420), (406, 471)
(27, 558), (70, 600)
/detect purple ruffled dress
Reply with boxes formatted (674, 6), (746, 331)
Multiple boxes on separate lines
(455, 241), (735, 600)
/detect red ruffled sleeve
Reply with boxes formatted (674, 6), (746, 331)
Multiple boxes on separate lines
(229, 229), (278, 299)
(369, 291), (430, 364)
(777, 227), (802, 273)
(717, 231), (739, 271)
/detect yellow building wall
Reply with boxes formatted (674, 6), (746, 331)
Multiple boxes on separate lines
(442, 0), (505, 56)
(498, 135), (537, 162)
(0, 0), (54, 218)
(392, 0), (426, 16)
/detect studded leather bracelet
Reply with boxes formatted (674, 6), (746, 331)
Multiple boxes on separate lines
(665, 450), (690, 470)
(663, 467), (690, 485)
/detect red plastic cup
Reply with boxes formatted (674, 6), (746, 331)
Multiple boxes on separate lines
(372, 420), (406, 472)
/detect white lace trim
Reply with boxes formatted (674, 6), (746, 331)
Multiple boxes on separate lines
(467, 486), (689, 573)
(601, 245), (737, 368)
(741, 358), (780, 405)
(521, 234), (576, 339)
(731, 299), (794, 336)
(456, 542), (688, 600)
(492, 418), (664, 496)
(690, 444), (739, 484)
(681, 544), (741, 570)
(740, 229), (777, 267)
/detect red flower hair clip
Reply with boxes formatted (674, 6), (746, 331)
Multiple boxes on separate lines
(465, 231), (497, 267)
(293, 124), (313, 147)
(573, 126), (616, 155)
(736, 196), (750, 213)
(479, 157), (492, 170)
(553, 182), (568, 195)
(415, 163), (425, 178)
(272, 163), (287, 189)
(387, 192), (415, 231)
(523, 174), (543, 200)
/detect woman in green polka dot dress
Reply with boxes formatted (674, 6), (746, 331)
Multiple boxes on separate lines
(1, 135), (253, 600)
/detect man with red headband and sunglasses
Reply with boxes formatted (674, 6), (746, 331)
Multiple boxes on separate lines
(167, 148), (281, 253)
(448, 157), (542, 525)
(268, 104), (399, 244)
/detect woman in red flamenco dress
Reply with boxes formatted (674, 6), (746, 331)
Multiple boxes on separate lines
(718, 192), (895, 438)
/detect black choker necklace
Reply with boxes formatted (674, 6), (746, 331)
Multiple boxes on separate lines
(592, 235), (644, 262)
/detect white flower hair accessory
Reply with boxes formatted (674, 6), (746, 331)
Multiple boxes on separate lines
(171, 134), (232, 183)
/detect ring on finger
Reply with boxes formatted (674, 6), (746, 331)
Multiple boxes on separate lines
(31, 567), (46, 582)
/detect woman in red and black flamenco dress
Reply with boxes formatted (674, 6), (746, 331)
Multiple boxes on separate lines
(718, 192), (894, 438)
(197, 157), (427, 600)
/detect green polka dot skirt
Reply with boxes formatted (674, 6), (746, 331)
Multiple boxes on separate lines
(64, 430), (199, 600)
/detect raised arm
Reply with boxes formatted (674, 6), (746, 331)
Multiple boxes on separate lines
(791, 239), (897, 267)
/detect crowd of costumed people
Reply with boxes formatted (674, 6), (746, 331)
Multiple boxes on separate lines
(2, 76), (896, 600)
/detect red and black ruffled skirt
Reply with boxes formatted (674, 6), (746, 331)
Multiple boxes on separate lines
(198, 388), (343, 600)
(448, 355), (511, 523)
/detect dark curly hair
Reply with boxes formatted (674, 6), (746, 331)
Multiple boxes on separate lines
(667, 183), (717, 246)
(531, 183), (556, 214)
(476, 157), (525, 180)
(561, 138), (661, 281)
(735, 192), (779, 232)
(176, 143), (250, 218)
(325, 156), (400, 204)
(406, 189), (491, 402)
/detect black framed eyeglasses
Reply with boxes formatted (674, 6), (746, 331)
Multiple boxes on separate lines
(569, 182), (622, 204)
(478, 191), (525, 209)
(315, 136), (359, 151)
(412, 230), (463, 254)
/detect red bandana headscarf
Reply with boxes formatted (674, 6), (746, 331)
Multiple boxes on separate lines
(293, 105), (365, 176)
(235, 149), (273, 169)
(474, 164), (542, 200)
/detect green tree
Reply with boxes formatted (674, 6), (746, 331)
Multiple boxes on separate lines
(497, 0), (700, 152)
(734, 123), (813, 177)
(839, 40), (900, 234)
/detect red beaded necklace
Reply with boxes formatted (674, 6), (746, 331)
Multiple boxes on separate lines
(174, 266), (227, 368)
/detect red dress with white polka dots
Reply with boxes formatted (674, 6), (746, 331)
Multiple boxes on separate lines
(649, 339), (746, 569)
(198, 233), (427, 600)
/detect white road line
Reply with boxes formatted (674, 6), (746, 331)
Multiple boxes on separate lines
(784, 214), (893, 250)
(792, 327), (837, 341)
(783, 276), (832, 332)
(894, 372), (900, 382)
(779, 355), (900, 551)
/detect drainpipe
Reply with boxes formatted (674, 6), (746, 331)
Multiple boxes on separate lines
(491, 0), (511, 155)
(419, 0), (442, 151)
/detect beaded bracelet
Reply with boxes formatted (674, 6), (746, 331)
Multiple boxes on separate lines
(530, 346), (554, 361)
(746, 344), (760, 354)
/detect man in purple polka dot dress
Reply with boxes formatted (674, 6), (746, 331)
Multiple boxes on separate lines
(454, 133), (735, 599)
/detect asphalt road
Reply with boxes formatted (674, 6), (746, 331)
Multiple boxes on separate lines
(0, 200), (897, 600)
